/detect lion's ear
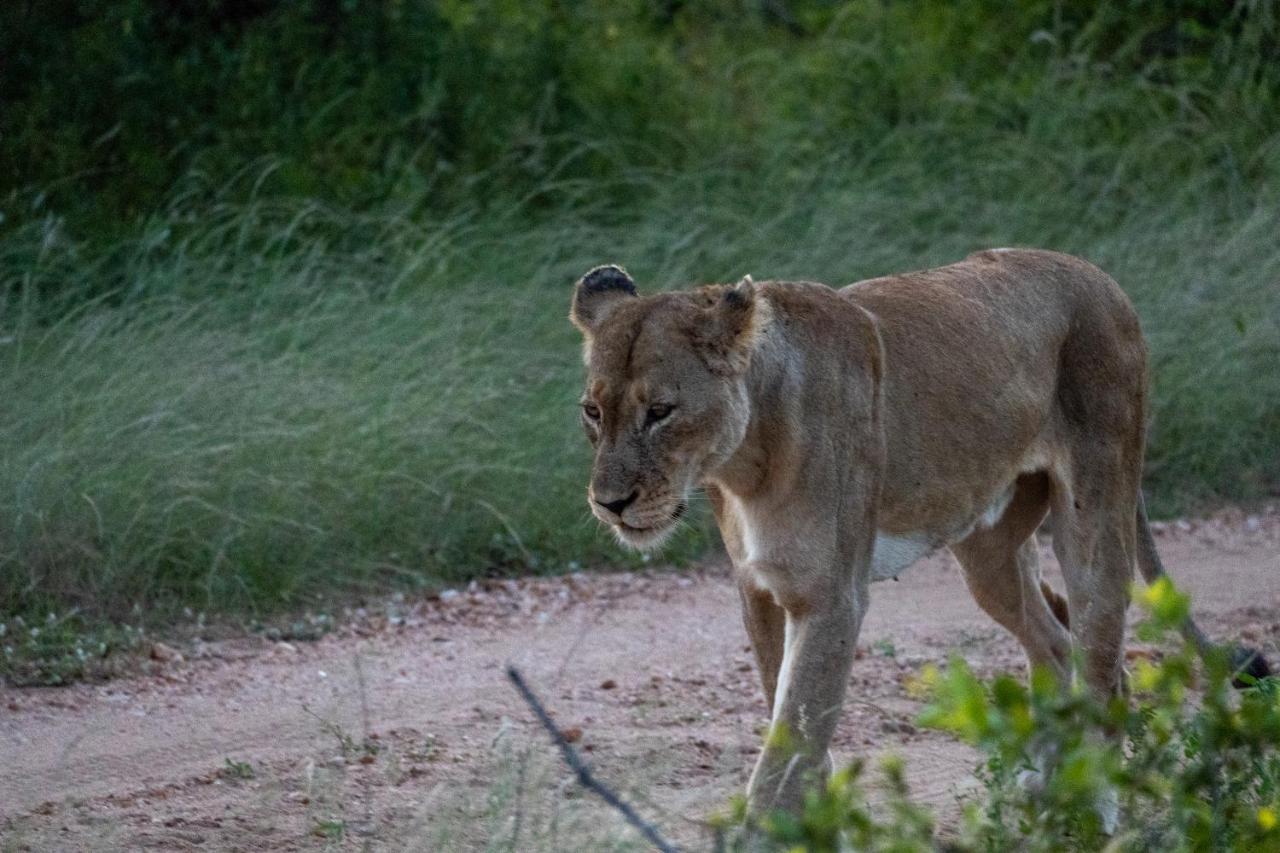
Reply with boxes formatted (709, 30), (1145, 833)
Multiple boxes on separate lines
(694, 275), (768, 376)
(570, 264), (637, 335)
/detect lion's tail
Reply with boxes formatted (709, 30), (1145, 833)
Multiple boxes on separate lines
(1135, 490), (1271, 687)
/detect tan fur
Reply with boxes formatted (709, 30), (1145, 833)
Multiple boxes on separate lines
(570, 250), (1165, 814)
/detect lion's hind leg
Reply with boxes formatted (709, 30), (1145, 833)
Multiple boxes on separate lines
(1047, 457), (1138, 702)
(951, 472), (1072, 684)
(956, 468), (1129, 831)
(1039, 455), (1139, 835)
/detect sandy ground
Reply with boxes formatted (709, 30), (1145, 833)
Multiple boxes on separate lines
(2, 507), (1279, 851)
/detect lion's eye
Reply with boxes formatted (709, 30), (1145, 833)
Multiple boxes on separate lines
(582, 402), (601, 421)
(646, 403), (674, 424)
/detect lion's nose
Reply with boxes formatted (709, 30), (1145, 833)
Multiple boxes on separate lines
(594, 491), (638, 516)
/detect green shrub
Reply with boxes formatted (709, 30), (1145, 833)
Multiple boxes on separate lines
(0, 610), (144, 686)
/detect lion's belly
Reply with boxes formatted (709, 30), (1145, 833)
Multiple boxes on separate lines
(869, 533), (935, 581)
(869, 480), (1016, 581)
(726, 478), (1018, 591)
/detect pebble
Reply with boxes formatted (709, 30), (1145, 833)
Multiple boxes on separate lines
(149, 642), (184, 664)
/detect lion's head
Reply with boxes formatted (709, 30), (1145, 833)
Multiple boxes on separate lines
(569, 265), (769, 550)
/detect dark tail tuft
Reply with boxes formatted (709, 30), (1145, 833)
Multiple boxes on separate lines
(1231, 646), (1272, 689)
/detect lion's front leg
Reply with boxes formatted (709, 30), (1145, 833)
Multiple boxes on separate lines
(737, 576), (786, 710)
(746, 578), (866, 816)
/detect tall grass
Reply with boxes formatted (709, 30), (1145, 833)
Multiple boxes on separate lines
(2, 6), (1279, 622)
(4, 146), (1278, 621)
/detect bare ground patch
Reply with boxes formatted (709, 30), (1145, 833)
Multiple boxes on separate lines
(3, 507), (1279, 850)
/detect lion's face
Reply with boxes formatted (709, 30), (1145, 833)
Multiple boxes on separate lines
(569, 265), (764, 550)
(579, 323), (750, 550)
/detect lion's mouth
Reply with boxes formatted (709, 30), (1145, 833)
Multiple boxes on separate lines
(614, 501), (687, 542)
(618, 520), (666, 535)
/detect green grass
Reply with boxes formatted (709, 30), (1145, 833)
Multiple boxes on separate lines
(2, 4), (1279, 628)
(2, 129), (1278, 624)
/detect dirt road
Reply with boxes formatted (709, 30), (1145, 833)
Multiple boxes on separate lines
(3, 509), (1278, 851)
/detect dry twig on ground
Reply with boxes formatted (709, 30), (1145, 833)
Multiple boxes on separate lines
(505, 665), (680, 853)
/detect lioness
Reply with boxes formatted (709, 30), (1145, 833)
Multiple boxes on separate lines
(568, 250), (1267, 814)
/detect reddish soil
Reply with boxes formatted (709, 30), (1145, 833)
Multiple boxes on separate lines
(3, 507), (1279, 851)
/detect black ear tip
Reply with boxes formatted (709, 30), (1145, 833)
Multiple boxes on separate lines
(1231, 646), (1272, 689)
(580, 264), (636, 296)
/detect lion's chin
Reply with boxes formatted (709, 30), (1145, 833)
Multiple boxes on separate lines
(612, 518), (680, 552)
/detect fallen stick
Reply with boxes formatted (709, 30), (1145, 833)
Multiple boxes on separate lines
(505, 664), (680, 853)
